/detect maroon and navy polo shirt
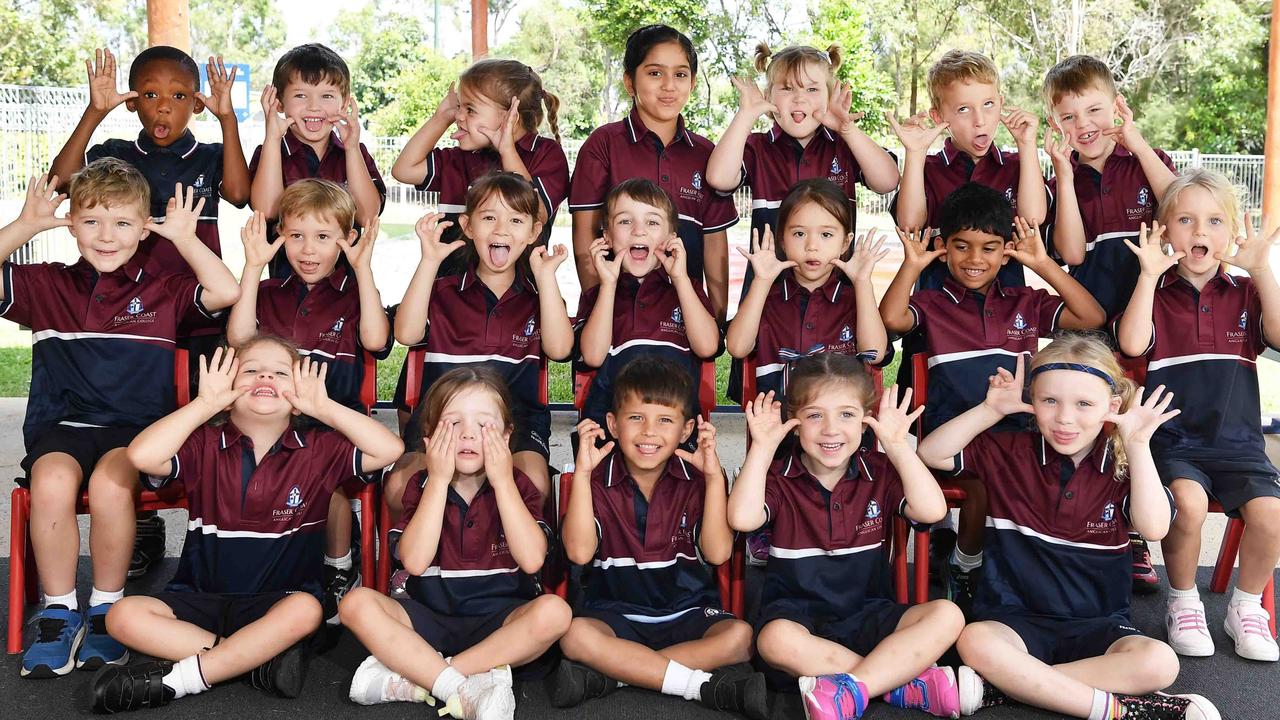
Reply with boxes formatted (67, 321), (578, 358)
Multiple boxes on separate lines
(1047, 147), (1178, 319)
(738, 124), (868, 238)
(580, 452), (722, 621)
(573, 267), (715, 426)
(0, 257), (213, 449)
(908, 277), (1063, 434)
(759, 449), (922, 623)
(145, 422), (368, 597)
(952, 432), (1170, 622)
(391, 468), (550, 617)
(569, 107), (738, 284)
(255, 264), (390, 412)
(1118, 268), (1276, 458)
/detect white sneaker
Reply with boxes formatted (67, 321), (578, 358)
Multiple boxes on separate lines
(1224, 602), (1279, 661)
(349, 655), (433, 705)
(440, 666), (516, 720)
(1166, 598), (1215, 656)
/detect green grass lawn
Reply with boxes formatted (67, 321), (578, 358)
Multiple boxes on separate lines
(0, 347), (31, 396)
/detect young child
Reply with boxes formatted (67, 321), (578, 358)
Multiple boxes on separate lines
(90, 340), (403, 712)
(0, 165), (240, 678)
(919, 337), (1220, 720)
(707, 42), (899, 296)
(227, 178), (391, 624)
(553, 357), (767, 719)
(729, 354), (972, 719)
(575, 178), (720, 435)
(394, 172), (574, 499)
(887, 49), (1047, 291)
(1116, 169), (1280, 663)
(727, 178), (891, 404)
(880, 183), (1104, 604)
(569, 24), (738, 319)
(339, 366), (571, 718)
(250, 43), (387, 279)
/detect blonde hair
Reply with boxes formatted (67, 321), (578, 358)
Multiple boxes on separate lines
(1042, 55), (1117, 109)
(754, 43), (842, 97)
(1029, 333), (1137, 479)
(278, 179), (356, 235)
(70, 158), (150, 214)
(1156, 168), (1243, 238)
(458, 59), (561, 144)
(927, 50), (999, 110)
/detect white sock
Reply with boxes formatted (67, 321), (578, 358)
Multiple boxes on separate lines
(1230, 587), (1264, 607)
(431, 666), (465, 702)
(89, 587), (124, 607)
(162, 655), (209, 699)
(660, 660), (693, 697)
(683, 669), (714, 702)
(1087, 689), (1114, 720)
(1167, 585), (1200, 602)
(952, 547), (983, 571)
(325, 550), (353, 570)
(43, 590), (77, 610)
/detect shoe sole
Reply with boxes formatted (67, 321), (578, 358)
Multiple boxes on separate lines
(349, 655), (387, 705)
(1161, 692), (1221, 720)
(1168, 622), (1216, 657)
(76, 648), (130, 671)
(956, 666), (984, 716)
(21, 623), (85, 678)
(1224, 621), (1280, 661)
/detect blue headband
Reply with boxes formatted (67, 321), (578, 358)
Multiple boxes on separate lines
(1029, 362), (1117, 389)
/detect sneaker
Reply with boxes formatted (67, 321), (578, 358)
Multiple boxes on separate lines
(90, 660), (175, 712)
(245, 642), (308, 698)
(1224, 602), (1279, 661)
(883, 665), (960, 718)
(545, 659), (617, 708)
(1131, 533), (1161, 594)
(440, 667), (515, 720)
(799, 673), (868, 720)
(21, 606), (85, 678)
(1116, 692), (1221, 720)
(699, 668), (769, 720)
(947, 564), (976, 614)
(128, 514), (166, 579)
(1166, 598), (1215, 657)
(956, 666), (1006, 715)
(747, 528), (772, 566)
(323, 565), (360, 626)
(349, 655), (433, 705)
(929, 528), (959, 582)
(77, 603), (129, 670)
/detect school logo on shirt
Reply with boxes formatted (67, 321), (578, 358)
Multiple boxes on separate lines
(193, 174), (205, 189)
(523, 316), (536, 336)
(1005, 187), (1015, 202)
(275, 485), (306, 519)
(331, 317), (344, 333)
(126, 297), (144, 315)
(1013, 313), (1027, 331)
(839, 325), (853, 343)
(865, 500), (881, 519)
(1240, 310), (1249, 330)
(691, 171), (703, 190)
(286, 485), (302, 508)
(1007, 312), (1035, 340)
(1137, 187), (1150, 207)
(511, 316), (538, 348)
(671, 307), (683, 325)
(830, 157), (842, 174)
(1101, 502), (1115, 522)
(670, 510), (694, 545)
(1228, 310), (1250, 343)
(113, 296), (157, 326)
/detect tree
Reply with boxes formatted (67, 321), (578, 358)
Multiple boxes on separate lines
(365, 53), (468, 137)
(0, 0), (90, 86)
(804, 0), (898, 134)
(865, 0), (963, 117)
(331, 7), (436, 116)
(189, 0), (286, 86)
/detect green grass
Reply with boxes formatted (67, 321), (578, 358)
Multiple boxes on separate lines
(0, 347), (31, 396)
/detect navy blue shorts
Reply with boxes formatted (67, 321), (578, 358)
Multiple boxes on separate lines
(1157, 452), (1280, 516)
(577, 607), (737, 650)
(152, 590), (298, 639)
(757, 600), (910, 658)
(20, 424), (144, 487)
(397, 597), (524, 657)
(987, 614), (1143, 665)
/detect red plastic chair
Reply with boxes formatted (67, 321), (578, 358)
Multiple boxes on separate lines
(1208, 509), (1278, 638)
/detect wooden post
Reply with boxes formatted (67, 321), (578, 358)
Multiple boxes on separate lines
(1264, 0), (1280, 234)
(472, 0), (489, 59)
(146, 0), (191, 52)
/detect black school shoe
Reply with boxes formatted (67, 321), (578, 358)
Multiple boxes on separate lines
(244, 642), (309, 698)
(545, 659), (618, 708)
(91, 660), (175, 713)
(128, 514), (166, 579)
(322, 565), (360, 625)
(700, 668), (769, 720)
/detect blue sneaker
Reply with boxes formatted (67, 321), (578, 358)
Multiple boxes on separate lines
(21, 606), (85, 678)
(77, 603), (129, 670)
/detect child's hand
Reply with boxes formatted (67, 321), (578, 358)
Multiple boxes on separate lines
(17, 175), (70, 233)
(833, 229), (889, 284)
(745, 391), (800, 449)
(1124, 221), (1182, 279)
(589, 237), (623, 286)
(981, 354), (1034, 417)
(338, 217), (378, 274)
(1217, 212), (1278, 276)
(481, 424), (514, 485)
(732, 77), (777, 120)
(282, 357), (331, 417)
(423, 420), (458, 484)
(85, 48), (137, 114)
(737, 226), (797, 284)
(658, 236), (689, 281)
(1044, 127), (1074, 174)
(240, 210), (283, 270)
(476, 96), (520, 155)
(821, 83), (865, 134)
(144, 183), (205, 244)
(1005, 217), (1050, 269)
(1107, 384), (1180, 446)
(574, 419), (615, 475)
(675, 417), (723, 478)
(1001, 106), (1038, 149)
(863, 385), (924, 449)
(896, 226), (946, 271)
(331, 96), (362, 146)
(530, 243), (569, 283)
(260, 85), (294, 140)
(414, 212), (462, 266)
(885, 111), (948, 153)
(197, 56), (236, 121)
(196, 346), (246, 411)
(1100, 95), (1150, 153)
(432, 83), (461, 122)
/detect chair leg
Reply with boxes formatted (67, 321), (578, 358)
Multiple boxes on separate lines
(376, 495), (391, 593)
(9, 488), (30, 654)
(1211, 517), (1247, 594)
(893, 517), (908, 604)
(358, 485), (377, 591)
(914, 529), (930, 605)
(732, 539), (746, 618)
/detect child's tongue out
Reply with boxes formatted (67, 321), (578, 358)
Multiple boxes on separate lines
(152, 124), (170, 140)
(629, 245), (650, 262)
(1191, 245), (1209, 259)
(488, 243), (511, 266)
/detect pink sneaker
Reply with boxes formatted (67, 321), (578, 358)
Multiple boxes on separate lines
(799, 674), (868, 720)
(883, 666), (961, 718)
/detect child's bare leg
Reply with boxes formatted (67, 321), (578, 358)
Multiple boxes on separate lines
(954, 477), (988, 557)
(28, 453), (84, 598)
(452, 595), (572, 674)
(513, 450), (549, 499)
(325, 489), (352, 559)
(654, 618), (752, 670)
(106, 596), (219, 659)
(559, 617), (672, 690)
(1052, 636), (1179, 696)
(957, 621), (1096, 718)
(86, 448), (139, 593)
(1236, 496), (1280, 594)
(756, 619), (862, 677)
(1163, 479), (1208, 591)
(339, 587), (450, 690)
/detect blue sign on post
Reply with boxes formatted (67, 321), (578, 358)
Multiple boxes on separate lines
(198, 63), (252, 122)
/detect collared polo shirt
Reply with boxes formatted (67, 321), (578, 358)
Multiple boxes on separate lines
(739, 124), (868, 237)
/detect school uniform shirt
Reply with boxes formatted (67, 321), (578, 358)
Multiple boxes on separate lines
(907, 277), (1064, 434)
(573, 267), (714, 426)
(144, 422), (371, 597)
(759, 449), (924, 622)
(0, 257), (214, 449)
(1047, 147), (1178, 319)
(1117, 267), (1277, 457)
(390, 468), (550, 617)
(254, 264), (390, 412)
(581, 452), (721, 621)
(952, 431), (1172, 622)
(738, 124), (870, 238)
(569, 108), (738, 285)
